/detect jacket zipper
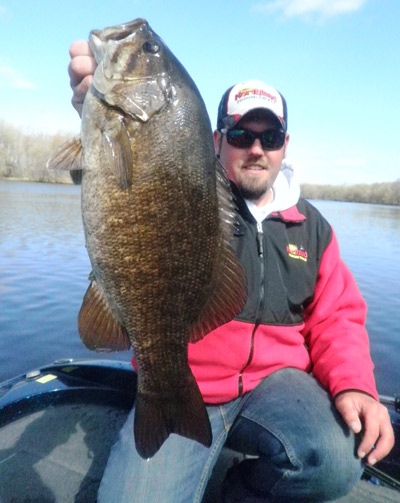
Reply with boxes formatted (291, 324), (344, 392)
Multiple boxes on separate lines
(238, 221), (265, 396)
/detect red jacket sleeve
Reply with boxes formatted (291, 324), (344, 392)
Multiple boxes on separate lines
(302, 228), (378, 400)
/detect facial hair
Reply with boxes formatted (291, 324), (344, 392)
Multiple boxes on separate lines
(236, 170), (271, 201)
(238, 183), (269, 201)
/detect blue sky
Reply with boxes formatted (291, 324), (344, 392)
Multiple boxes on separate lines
(0, 0), (399, 185)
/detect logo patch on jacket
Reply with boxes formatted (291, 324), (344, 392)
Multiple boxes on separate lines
(286, 243), (308, 262)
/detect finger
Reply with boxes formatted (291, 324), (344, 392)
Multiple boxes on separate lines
(367, 431), (395, 465)
(68, 55), (97, 87)
(357, 424), (379, 458)
(356, 399), (382, 458)
(334, 395), (362, 434)
(71, 75), (93, 116)
(69, 40), (94, 59)
(366, 412), (395, 465)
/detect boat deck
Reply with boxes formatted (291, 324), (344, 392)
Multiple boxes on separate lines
(0, 402), (399, 503)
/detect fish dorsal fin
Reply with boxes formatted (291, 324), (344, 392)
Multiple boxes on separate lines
(78, 278), (131, 351)
(46, 136), (82, 171)
(46, 136), (83, 185)
(189, 159), (247, 343)
(102, 120), (134, 190)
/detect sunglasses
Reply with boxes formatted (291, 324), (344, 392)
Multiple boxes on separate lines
(221, 127), (286, 151)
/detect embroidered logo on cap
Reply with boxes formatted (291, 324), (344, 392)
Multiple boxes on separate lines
(235, 87), (278, 104)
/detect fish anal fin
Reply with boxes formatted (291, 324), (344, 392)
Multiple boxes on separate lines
(189, 160), (247, 343)
(46, 136), (83, 177)
(134, 373), (212, 459)
(78, 279), (131, 351)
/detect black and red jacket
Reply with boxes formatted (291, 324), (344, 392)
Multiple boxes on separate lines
(187, 179), (378, 404)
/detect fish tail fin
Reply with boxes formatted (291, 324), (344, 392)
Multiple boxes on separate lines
(134, 375), (212, 459)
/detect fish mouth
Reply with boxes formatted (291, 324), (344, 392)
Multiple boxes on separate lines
(89, 18), (153, 63)
(89, 17), (162, 80)
(90, 18), (148, 43)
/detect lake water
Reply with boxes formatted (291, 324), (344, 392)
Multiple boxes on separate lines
(1, 180), (399, 397)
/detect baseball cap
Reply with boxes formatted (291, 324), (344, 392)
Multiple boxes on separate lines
(217, 80), (287, 132)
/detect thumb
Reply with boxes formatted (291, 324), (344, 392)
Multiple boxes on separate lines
(335, 394), (362, 434)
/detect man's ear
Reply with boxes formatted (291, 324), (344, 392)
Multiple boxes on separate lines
(283, 133), (290, 158)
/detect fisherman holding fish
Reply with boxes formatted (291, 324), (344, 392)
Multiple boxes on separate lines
(66, 20), (394, 503)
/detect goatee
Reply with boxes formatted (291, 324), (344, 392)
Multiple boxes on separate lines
(237, 181), (269, 202)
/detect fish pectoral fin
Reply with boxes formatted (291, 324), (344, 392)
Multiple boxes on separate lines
(188, 160), (247, 343)
(78, 279), (131, 351)
(46, 136), (83, 185)
(102, 125), (133, 190)
(134, 373), (212, 459)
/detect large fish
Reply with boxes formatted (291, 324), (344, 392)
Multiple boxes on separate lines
(48, 18), (246, 458)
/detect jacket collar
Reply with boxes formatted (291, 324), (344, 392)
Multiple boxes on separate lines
(271, 206), (306, 223)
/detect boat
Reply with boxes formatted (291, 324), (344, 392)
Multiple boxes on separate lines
(0, 359), (399, 502)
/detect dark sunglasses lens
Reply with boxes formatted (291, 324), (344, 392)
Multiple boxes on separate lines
(227, 129), (254, 148)
(226, 129), (285, 150)
(261, 130), (286, 150)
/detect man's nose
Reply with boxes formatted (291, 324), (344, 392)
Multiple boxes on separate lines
(248, 138), (264, 155)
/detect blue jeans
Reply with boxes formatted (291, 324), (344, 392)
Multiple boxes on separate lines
(98, 369), (363, 503)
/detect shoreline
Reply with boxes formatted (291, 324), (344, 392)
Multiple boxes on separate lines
(1, 176), (399, 206)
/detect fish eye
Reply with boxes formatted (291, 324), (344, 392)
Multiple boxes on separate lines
(142, 41), (160, 54)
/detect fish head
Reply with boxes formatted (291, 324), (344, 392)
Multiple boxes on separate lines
(89, 18), (177, 121)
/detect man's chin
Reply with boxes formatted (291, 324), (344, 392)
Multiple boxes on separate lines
(237, 183), (269, 202)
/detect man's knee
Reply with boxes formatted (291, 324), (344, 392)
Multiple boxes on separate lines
(266, 432), (363, 502)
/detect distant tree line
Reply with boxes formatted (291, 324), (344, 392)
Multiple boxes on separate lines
(301, 181), (400, 206)
(0, 121), (399, 205)
(0, 120), (73, 184)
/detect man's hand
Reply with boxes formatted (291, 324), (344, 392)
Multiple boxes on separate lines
(335, 390), (394, 465)
(68, 40), (96, 116)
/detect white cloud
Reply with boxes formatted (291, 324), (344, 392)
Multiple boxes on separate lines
(253, 0), (366, 19)
(0, 65), (36, 89)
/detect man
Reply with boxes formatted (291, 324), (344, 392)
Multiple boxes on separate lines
(69, 41), (394, 503)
